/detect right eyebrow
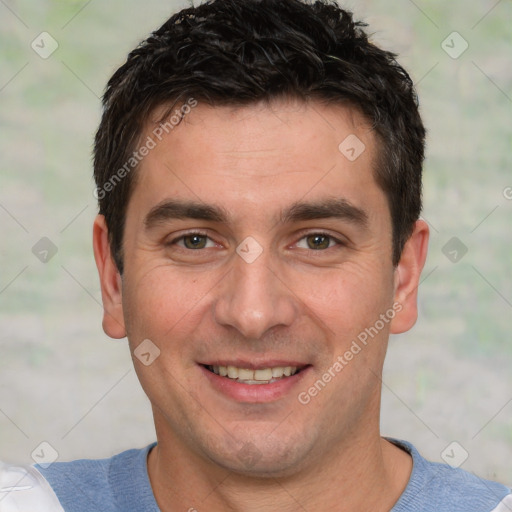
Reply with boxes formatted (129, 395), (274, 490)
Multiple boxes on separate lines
(144, 199), (230, 230)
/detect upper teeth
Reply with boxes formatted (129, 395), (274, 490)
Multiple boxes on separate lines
(210, 365), (298, 381)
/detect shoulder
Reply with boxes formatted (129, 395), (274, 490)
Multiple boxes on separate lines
(35, 451), (115, 510)
(0, 461), (64, 511)
(390, 439), (512, 512)
(37, 444), (157, 512)
(1, 443), (157, 512)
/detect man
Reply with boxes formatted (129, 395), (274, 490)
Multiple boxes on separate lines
(0, 0), (510, 510)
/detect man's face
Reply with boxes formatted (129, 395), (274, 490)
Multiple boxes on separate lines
(96, 99), (422, 477)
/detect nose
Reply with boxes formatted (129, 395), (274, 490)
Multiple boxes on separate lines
(213, 245), (298, 340)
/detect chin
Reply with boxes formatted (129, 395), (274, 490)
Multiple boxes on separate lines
(217, 453), (305, 479)
(204, 429), (313, 478)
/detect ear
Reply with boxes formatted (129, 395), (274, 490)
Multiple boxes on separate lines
(92, 214), (126, 339)
(390, 219), (429, 334)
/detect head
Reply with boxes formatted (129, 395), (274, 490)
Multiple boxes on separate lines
(93, 0), (429, 479)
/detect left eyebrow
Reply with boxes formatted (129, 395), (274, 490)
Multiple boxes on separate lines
(279, 198), (369, 229)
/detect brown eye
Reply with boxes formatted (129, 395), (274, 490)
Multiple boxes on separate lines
(305, 234), (332, 250)
(182, 234), (208, 249)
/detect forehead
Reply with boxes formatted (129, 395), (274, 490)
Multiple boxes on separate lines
(129, 99), (386, 226)
(146, 98), (373, 168)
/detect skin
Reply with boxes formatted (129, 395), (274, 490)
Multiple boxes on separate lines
(93, 98), (429, 511)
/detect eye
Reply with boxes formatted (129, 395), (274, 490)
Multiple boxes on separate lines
(170, 232), (217, 250)
(296, 232), (342, 250)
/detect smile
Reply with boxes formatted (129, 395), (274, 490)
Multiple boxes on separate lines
(205, 365), (301, 384)
(200, 362), (311, 402)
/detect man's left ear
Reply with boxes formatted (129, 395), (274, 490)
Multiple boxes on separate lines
(390, 219), (429, 334)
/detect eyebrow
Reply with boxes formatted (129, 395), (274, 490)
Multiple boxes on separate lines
(280, 198), (368, 228)
(144, 200), (228, 229)
(144, 197), (369, 230)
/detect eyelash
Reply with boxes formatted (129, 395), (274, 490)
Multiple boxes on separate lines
(168, 230), (345, 251)
(168, 230), (216, 249)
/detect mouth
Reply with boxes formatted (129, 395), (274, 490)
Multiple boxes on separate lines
(199, 362), (312, 403)
(202, 364), (309, 385)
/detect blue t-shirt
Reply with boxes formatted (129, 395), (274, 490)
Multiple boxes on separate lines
(2, 439), (510, 511)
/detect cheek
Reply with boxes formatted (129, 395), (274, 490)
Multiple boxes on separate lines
(297, 261), (393, 333)
(120, 267), (211, 403)
(121, 263), (216, 345)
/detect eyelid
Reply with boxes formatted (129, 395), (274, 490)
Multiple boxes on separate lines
(167, 229), (217, 247)
(167, 229), (347, 250)
(293, 230), (346, 250)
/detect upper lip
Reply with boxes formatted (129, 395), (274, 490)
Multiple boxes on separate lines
(200, 360), (310, 370)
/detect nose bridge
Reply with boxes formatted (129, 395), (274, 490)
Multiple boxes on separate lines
(213, 245), (297, 339)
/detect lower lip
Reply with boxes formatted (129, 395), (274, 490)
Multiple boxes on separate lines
(199, 365), (312, 403)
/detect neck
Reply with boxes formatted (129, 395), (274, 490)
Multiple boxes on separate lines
(147, 420), (412, 512)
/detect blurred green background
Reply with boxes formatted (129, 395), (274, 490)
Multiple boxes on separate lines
(1, 0), (511, 483)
